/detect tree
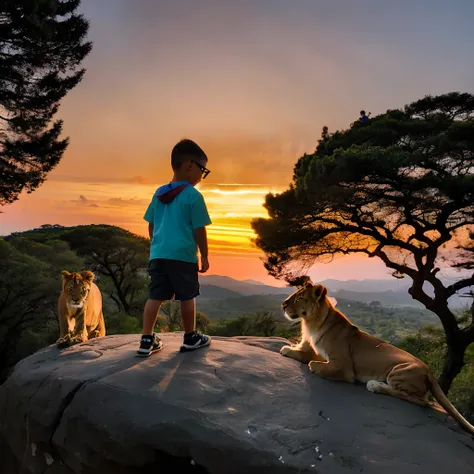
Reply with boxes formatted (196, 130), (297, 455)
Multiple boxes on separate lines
(454, 230), (474, 344)
(159, 300), (182, 331)
(9, 236), (84, 275)
(455, 231), (474, 271)
(159, 301), (211, 333)
(252, 311), (277, 337)
(0, 0), (92, 206)
(252, 92), (474, 393)
(63, 226), (150, 314)
(196, 312), (210, 332)
(0, 240), (57, 382)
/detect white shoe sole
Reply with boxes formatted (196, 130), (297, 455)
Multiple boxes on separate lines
(180, 338), (211, 353)
(137, 342), (163, 357)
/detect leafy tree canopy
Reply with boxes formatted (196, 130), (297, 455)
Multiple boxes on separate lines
(0, 0), (92, 206)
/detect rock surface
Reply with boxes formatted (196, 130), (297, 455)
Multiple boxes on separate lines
(1, 333), (473, 474)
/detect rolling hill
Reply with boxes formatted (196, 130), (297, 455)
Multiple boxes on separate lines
(199, 275), (468, 308)
(200, 275), (292, 296)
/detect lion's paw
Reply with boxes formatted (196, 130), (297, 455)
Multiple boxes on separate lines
(89, 330), (101, 339)
(56, 334), (72, 349)
(56, 339), (66, 349)
(70, 335), (85, 345)
(280, 345), (293, 357)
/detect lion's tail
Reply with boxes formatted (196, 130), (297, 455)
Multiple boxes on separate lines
(428, 373), (474, 434)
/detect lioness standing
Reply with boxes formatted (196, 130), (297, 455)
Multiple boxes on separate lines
(280, 280), (474, 435)
(57, 270), (106, 348)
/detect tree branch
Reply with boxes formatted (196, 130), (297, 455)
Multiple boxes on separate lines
(446, 274), (474, 298)
(109, 292), (122, 312)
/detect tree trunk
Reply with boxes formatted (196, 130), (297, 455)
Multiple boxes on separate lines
(107, 275), (129, 313)
(95, 259), (130, 313)
(109, 293), (123, 313)
(438, 341), (466, 394)
(419, 292), (470, 395)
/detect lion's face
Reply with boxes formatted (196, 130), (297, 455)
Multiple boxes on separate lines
(281, 281), (328, 322)
(61, 270), (95, 309)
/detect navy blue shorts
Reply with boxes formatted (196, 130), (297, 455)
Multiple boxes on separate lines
(147, 258), (200, 302)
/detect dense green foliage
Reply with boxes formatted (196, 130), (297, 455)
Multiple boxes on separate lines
(252, 92), (474, 392)
(0, 0), (92, 206)
(0, 239), (57, 380)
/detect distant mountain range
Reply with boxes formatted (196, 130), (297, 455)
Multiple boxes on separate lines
(196, 276), (443, 340)
(199, 275), (468, 309)
(200, 275), (291, 296)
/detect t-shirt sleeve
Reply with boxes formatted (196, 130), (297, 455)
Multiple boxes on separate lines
(143, 198), (155, 224)
(191, 192), (212, 229)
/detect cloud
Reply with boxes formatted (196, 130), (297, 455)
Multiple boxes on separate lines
(70, 194), (149, 209)
(107, 197), (149, 207)
(75, 195), (99, 208)
(126, 176), (150, 185)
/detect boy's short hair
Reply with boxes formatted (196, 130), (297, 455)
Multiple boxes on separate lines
(171, 139), (208, 170)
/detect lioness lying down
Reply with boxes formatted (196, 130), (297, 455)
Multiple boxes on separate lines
(280, 280), (474, 435)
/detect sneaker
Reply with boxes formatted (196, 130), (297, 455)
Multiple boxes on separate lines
(180, 331), (211, 352)
(137, 333), (163, 357)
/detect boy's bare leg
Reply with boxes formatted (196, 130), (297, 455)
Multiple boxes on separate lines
(143, 299), (163, 335)
(180, 298), (196, 334)
(137, 299), (164, 357)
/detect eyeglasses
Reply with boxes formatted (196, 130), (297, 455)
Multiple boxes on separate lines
(193, 161), (210, 179)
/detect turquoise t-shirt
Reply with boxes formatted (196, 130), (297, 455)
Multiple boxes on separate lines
(143, 181), (212, 264)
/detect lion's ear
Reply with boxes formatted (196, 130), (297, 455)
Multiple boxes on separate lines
(61, 270), (72, 280)
(312, 284), (328, 302)
(304, 279), (314, 288)
(80, 271), (95, 282)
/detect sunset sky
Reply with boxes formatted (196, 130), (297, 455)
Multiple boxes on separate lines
(1, 0), (474, 284)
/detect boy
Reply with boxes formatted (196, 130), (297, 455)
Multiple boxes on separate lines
(359, 110), (371, 125)
(137, 139), (212, 356)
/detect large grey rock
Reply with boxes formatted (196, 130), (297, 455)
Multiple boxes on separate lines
(0, 333), (473, 474)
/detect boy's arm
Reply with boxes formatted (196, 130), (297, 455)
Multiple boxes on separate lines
(144, 197), (155, 241)
(193, 227), (209, 273)
(193, 227), (208, 257)
(191, 192), (212, 273)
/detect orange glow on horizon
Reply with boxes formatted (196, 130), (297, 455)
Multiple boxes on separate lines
(0, 178), (277, 258)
